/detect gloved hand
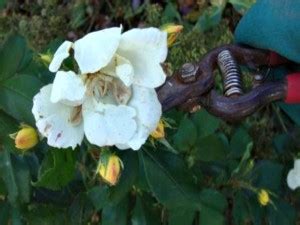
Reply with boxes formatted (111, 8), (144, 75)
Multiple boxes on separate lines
(235, 0), (300, 104)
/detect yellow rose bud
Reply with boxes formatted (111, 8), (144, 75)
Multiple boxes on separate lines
(98, 153), (123, 186)
(257, 189), (270, 206)
(39, 53), (53, 66)
(9, 124), (39, 150)
(160, 24), (183, 47)
(151, 120), (165, 139)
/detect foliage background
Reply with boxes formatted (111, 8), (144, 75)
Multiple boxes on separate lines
(0, 0), (300, 225)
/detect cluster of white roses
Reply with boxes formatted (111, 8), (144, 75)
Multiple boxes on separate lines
(32, 27), (168, 150)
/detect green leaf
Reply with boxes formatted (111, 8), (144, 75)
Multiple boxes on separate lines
(0, 111), (18, 152)
(0, 35), (43, 124)
(0, 75), (44, 124)
(192, 110), (220, 138)
(24, 204), (68, 225)
(0, 35), (27, 81)
(230, 128), (252, 158)
(68, 193), (94, 225)
(278, 103), (300, 125)
(131, 195), (160, 225)
(211, 0), (227, 6)
(199, 189), (227, 212)
(199, 205), (225, 225)
(131, 197), (149, 225)
(0, 0), (7, 9)
(11, 156), (31, 203)
(87, 186), (110, 211)
(196, 4), (225, 32)
(0, 148), (30, 205)
(0, 111), (18, 135)
(0, 201), (10, 225)
(194, 134), (228, 162)
(253, 160), (283, 192)
(231, 142), (253, 177)
(11, 206), (23, 225)
(232, 192), (251, 225)
(135, 155), (150, 192)
(266, 199), (296, 225)
(273, 133), (289, 154)
(247, 195), (263, 225)
(228, 0), (256, 14)
(199, 188), (227, 225)
(70, 2), (87, 29)
(33, 149), (76, 191)
(173, 116), (197, 152)
(161, 2), (182, 23)
(0, 110), (30, 205)
(0, 178), (7, 195)
(168, 207), (195, 225)
(139, 149), (200, 209)
(102, 196), (128, 225)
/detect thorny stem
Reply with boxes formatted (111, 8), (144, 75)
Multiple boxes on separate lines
(272, 103), (288, 133)
(104, 0), (114, 12)
(222, 179), (258, 193)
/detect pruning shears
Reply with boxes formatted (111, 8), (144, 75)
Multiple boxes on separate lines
(157, 44), (300, 121)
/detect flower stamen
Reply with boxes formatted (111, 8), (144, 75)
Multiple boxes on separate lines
(70, 105), (82, 126)
(85, 71), (131, 105)
(112, 79), (132, 105)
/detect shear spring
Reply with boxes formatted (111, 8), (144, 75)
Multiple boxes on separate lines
(217, 50), (243, 97)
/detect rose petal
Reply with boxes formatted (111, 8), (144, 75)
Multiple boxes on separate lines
(112, 79), (132, 105)
(287, 169), (300, 190)
(101, 54), (134, 86)
(129, 85), (161, 131)
(83, 99), (137, 146)
(118, 28), (167, 88)
(294, 159), (300, 170)
(74, 27), (122, 74)
(32, 84), (84, 149)
(117, 124), (149, 150)
(122, 85), (162, 150)
(49, 41), (73, 73)
(50, 71), (86, 106)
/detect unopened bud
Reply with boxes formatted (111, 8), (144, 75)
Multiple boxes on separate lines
(39, 53), (53, 66)
(97, 152), (123, 186)
(151, 120), (165, 139)
(9, 124), (39, 150)
(257, 189), (270, 206)
(161, 24), (183, 47)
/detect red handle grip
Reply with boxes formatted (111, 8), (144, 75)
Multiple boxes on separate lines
(267, 52), (300, 104)
(268, 51), (290, 66)
(285, 73), (300, 104)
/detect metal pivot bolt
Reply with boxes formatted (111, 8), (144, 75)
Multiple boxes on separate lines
(179, 62), (197, 83)
(217, 50), (243, 97)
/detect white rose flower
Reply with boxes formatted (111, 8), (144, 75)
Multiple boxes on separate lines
(32, 27), (168, 150)
(287, 159), (300, 190)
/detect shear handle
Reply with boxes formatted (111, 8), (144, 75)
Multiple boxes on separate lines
(199, 81), (287, 122)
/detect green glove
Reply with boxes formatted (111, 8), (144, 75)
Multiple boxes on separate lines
(235, 0), (300, 63)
